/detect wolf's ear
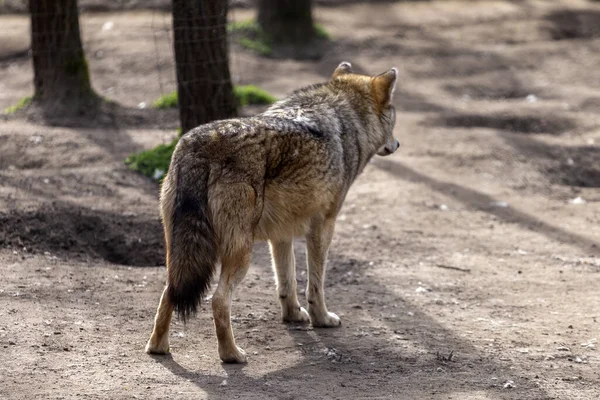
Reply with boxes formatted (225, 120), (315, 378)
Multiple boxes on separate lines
(372, 67), (397, 106)
(331, 61), (353, 79)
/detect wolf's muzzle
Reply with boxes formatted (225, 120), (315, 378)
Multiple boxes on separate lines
(377, 139), (400, 156)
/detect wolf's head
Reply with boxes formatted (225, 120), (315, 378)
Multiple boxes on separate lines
(329, 62), (399, 157)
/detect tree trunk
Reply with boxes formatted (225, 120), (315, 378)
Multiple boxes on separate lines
(258, 0), (315, 45)
(172, 0), (237, 134)
(29, 0), (96, 111)
(257, 0), (322, 59)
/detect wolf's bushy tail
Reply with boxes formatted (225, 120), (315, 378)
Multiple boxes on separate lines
(164, 164), (218, 322)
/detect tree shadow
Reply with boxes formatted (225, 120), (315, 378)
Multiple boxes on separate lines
(149, 244), (553, 399)
(0, 47), (29, 63)
(143, 223), (561, 399)
(373, 158), (600, 256)
(0, 150), (160, 203)
(545, 9), (600, 41)
(37, 101), (178, 135)
(429, 113), (575, 135)
(5, 100), (179, 164)
(499, 133), (600, 189)
(0, 200), (164, 266)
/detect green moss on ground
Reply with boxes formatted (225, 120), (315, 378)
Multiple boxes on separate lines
(125, 138), (178, 181)
(234, 85), (277, 106)
(239, 37), (273, 56)
(314, 23), (331, 40)
(152, 85), (276, 110)
(227, 19), (261, 33)
(152, 91), (178, 109)
(228, 19), (331, 56)
(4, 96), (33, 114)
(227, 20), (273, 56)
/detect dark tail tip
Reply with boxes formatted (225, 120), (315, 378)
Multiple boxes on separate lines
(166, 276), (212, 323)
(166, 164), (218, 323)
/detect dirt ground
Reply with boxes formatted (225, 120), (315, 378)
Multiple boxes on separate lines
(1, 1), (600, 399)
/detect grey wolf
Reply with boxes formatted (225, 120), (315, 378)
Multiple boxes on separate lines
(146, 62), (399, 363)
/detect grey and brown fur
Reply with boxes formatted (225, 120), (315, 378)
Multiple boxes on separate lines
(146, 62), (400, 363)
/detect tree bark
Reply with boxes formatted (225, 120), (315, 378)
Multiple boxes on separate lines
(257, 0), (322, 59)
(172, 0), (237, 134)
(29, 0), (96, 111)
(257, 0), (315, 45)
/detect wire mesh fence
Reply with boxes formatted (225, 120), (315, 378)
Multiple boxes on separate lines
(0, 1), (348, 128)
(0, 1), (277, 129)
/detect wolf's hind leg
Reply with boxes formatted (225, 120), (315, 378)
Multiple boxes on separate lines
(270, 240), (310, 323)
(146, 285), (174, 354)
(306, 216), (341, 328)
(212, 247), (251, 363)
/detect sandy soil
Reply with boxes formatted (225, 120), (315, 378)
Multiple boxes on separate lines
(1, 1), (600, 399)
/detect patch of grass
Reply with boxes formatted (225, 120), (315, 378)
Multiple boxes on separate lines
(228, 19), (330, 56)
(227, 19), (261, 34)
(239, 37), (273, 56)
(152, 85), (276, 109)
(228, 19), (273, 56)
(4, 96), (32, 114)
(153, 91), (178, 109)
(234, 85), (277, 106)
(125, 138), (178, 181)
(314, 23), (330, 40)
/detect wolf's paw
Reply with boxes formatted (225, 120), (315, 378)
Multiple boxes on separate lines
(310, 311), (342, 328)
(283, 306), (310, 324)
(145, 335), (170, 355)
(219, 345), (248, 364)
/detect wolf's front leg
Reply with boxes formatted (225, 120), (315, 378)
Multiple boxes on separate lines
(305, 216), (341, 327)
(270, 240), (310, 323)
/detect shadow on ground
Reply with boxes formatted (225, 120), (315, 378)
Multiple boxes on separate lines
(373, 159), (600, 256)
(0, 202), (164, 266)
(430, 113), (575, 135)
(545, 9), (600, 40)
(148, 245), (552, 400)
(500, 133), (600, 188)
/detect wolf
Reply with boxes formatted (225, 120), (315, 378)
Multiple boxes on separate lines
(145, 62), (400, 363)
